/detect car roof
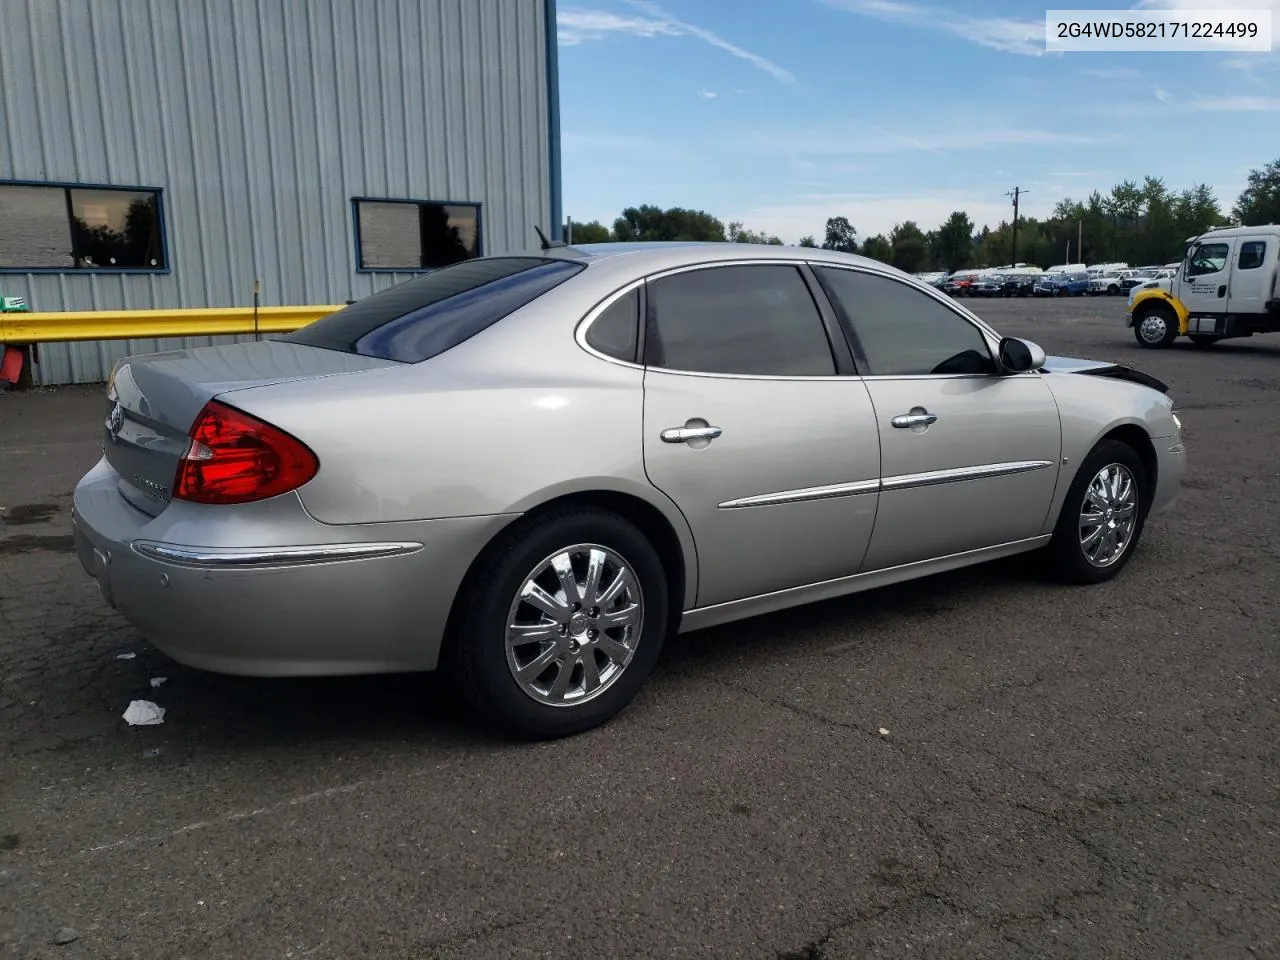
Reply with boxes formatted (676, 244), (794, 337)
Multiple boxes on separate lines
(534, 240), (906, 277)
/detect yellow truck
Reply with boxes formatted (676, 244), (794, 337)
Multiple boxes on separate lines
(1126, 224), (1280, 349)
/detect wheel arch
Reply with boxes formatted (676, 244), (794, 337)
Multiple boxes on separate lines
(1129, 290), (1190, 335)
(440, 484), (696, 662)
(1096, 423), (1158, 502)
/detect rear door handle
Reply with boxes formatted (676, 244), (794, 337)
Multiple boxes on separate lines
(891, 411), (938, 429)
(661, 425), (723, 443)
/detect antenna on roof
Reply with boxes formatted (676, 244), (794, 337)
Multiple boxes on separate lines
(533, 225), (567, 250)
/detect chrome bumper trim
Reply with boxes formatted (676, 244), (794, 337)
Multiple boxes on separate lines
(130, 540), (424, 568)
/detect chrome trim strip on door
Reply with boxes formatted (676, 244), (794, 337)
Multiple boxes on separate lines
(880, 460), (1054, 491)
(718, 461), (1055, 509)
(131, 540), (424, 568)
(719, 478), (880, 509)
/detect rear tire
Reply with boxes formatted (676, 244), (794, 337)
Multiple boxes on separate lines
(1132, 304), (1178, 349)
(1046, 439), (1150, 585)
(449, 507), (669, 740)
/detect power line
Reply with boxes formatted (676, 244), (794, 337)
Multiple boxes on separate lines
(1004, 187), (1028, 265)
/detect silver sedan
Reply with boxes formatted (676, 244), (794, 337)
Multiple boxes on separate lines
(72, 242), (1186, 738)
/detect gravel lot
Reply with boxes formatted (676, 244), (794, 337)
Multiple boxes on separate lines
(2, 295), (1278, 960)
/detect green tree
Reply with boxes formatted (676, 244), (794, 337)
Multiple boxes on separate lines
(798, 235), (817, 248)
(566, 220), (612, 243)
(934, 211), (975, 272)
(860, 234), (892, 262)
(822, 216), (858, 253)
(726, 221), (783, 244)
(1234, 159), (1280, 226)
(889, 220), (928, 273)
(612, 204), (726, 242)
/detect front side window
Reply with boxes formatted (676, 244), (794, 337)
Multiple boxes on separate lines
(355, 198), (480, 271)
(1239, 241), (1267, 271)
(0, 182), (165, 271)
(1186, 242), (1230, 277)
(644, 264), (837, 377)
(283, 257), (583, 363)
(814, 267), (996, 377)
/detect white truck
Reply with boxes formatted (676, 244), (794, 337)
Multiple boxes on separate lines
(1126, 224), (1280, 349)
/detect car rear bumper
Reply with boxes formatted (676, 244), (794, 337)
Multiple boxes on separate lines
(72, 456), (515, 676)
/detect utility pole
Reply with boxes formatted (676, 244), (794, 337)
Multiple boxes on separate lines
(1005, 187), (1027, 265)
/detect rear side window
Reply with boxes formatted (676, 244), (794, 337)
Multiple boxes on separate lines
(1239, 241), (1267, 270)
(585, 287), (640, 362)
(644, 264), (836, 377)
(282, 257), (585, 362)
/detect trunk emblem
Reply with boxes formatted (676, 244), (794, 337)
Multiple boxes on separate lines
(106, 402), (124, 441)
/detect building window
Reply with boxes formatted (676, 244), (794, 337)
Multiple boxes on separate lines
(354, 198), (481, 271)
(0, 181), (166, 272)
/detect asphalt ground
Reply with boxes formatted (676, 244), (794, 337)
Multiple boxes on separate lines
(2, 295), (1278, 960)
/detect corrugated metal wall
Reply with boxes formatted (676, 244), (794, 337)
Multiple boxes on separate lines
(0, 0), (553, 384)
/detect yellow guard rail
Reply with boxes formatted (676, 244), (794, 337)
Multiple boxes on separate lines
(0, 305), (345, 344)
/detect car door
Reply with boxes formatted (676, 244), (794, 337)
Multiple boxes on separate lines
(640, 261), (881, 609)
(1179, 238), (1236, 318)
(1227, 237), (1274, 313)
(810, 264), (1063, 572)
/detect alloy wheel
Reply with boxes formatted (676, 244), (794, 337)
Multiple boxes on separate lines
(505, 543), (644, 707)
(1079, 464), (1138, 567)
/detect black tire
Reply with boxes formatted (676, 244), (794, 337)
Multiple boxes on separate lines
(449, 506), (669, 740)
(1045, 439), (1150, 585)
(1107, 284), (1120, 296)
(1189, 334), (1219, 347)
(1132, 303), (1178, 349)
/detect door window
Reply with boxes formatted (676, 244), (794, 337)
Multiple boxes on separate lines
(1238, 241), (1267, 271)
(813, 267), (996, 376)
(1186, 242), (1230, 277)
(644, 264), (837, 376)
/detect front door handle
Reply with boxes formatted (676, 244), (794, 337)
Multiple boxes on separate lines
(1218, 284), (1227, 298)
(661, 424), (723, 443)
(891, 411), (938, 429)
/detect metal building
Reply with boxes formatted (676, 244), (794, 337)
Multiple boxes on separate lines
(0, 0), (562, 385)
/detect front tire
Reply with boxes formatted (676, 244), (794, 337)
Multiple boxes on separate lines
(1046, 440), (1149, 585)
(450, 507), (669, 740)
(1133, 304), (1178, 349)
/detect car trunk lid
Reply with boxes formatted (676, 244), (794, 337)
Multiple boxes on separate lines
(103, 339), (396, 516)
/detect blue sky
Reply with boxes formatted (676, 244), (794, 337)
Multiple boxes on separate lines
(556, 0), (1280, 242)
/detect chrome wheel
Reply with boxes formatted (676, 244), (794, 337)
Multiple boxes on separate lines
(1138, 314), (1169, 344)
(1079, 464), (1138, 567)
(505, 543), (644, 707)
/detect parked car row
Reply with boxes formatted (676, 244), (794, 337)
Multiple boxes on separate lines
(926, 261), (1180, 299)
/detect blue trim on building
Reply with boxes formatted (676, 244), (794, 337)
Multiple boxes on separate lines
(544, 0), (563, 242)
(0, 178), (171, 275)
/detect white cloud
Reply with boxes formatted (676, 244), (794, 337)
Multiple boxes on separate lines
(1081, 67), (1142, 80)
(698, 89), (719, 99)
(818, 0), (1044, 56)
(1152, 86), (1173, 103)
(1190, 95), (1280, 111)
(743, 126), (1111, 159)
(557, 10), (679, 44)
(558, 4), (797, 85)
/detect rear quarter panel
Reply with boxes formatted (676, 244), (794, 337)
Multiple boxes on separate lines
(219, 277), (700, 598)
(1039, 370), (1178, 531)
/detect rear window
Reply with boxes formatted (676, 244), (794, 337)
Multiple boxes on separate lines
(282, 257), (585, 362)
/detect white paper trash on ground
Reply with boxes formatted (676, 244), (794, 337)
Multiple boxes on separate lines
(122, 700), (166, 726)
(150, 677), (167, 688)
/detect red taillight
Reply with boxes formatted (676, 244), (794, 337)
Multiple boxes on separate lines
(173, 400), (318, 505)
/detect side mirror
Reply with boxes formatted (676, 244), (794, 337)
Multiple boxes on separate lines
(998, 337), (1046, 373)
